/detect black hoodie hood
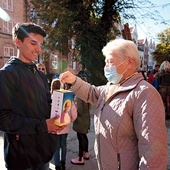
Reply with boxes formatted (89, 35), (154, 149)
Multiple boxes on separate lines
(6, 56), (38, 73)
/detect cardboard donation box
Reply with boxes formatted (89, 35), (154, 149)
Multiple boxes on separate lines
(51, 89), (73, 126)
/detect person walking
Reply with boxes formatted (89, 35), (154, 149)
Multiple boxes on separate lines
(60, 39), (168, 170)
(51, 79), (77, 170)
(0, 22), (63, 170)
(148, 64), (160, 90)
(157, 60), (170, 119)
(71, 77), (91, 165)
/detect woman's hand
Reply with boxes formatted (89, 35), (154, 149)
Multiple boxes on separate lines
(59, 71), (77, 85)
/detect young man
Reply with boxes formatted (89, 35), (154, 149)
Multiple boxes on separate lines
(60, 39), (168, 170)
(0, 23), (63, 170)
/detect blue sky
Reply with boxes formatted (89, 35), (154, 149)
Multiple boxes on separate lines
(121, 0), (170, 42)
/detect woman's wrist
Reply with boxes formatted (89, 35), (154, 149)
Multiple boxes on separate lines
(71, 77), (77, 86)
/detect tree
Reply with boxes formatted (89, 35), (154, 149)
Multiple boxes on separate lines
(153, 28), (170, 63)
(30, 0), (163, 85)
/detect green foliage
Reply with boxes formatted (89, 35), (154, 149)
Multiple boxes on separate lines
(153, 28), (170, 63)
(30, 0), (139, 85)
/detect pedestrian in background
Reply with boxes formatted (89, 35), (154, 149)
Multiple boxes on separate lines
(148, 64), (160, 90)
(60, 39), (168, 170)
(36, 63), (47, 74)
(158, 60), (170, 119)
(51, 79), (77, 170)
(76, 63), (91, 83)
(36, 62), (51, 87)
(0, 22), (63, 170)
(71, 77), (91, 165)
(139, 61), (147, 80)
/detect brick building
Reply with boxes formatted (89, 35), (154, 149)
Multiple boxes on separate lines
(0, 0), (31, 68)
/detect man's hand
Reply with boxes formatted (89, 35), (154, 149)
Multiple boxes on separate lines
(59, 71), (77, 85)
(46, 116), (64, 134)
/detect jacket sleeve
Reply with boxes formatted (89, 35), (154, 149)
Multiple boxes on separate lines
(133, 84), (168, 169)
(71, 77), (105, 105)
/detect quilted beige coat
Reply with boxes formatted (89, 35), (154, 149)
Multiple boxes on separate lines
(72, 73), (168, 170)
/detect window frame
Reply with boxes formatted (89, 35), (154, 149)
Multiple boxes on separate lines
(2, 0), (13, 11)
(2, 21), (13, 34)
(4, 46), (14, 57)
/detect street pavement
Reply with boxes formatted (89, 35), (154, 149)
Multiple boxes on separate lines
(1, 114), (170, 169)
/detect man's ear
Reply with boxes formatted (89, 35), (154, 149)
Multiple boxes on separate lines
(14, 38), (22, 48)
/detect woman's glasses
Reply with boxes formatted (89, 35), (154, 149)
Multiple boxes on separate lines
(38, 68), (45, 71)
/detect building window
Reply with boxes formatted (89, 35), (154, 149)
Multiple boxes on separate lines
(2, 0), (13, 11)
(3, 21), (13, 34)
(51, 54), (58, 69)
(4, 46), (14, 56)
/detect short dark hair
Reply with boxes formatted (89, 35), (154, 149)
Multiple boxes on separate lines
(155, 64), (160, 68)
(12, 22), (46, 41)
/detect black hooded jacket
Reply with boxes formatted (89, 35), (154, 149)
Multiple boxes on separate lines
(0, 57), (57, 169)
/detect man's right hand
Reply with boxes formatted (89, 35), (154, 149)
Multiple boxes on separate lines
(46, 116), (64, 134)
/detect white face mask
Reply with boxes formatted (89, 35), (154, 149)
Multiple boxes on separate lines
(104, 60), (127, 84)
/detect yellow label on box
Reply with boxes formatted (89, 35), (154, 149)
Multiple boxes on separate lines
(51, 89), (73, 126)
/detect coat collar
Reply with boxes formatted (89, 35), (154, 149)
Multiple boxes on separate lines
(105, 73), (144, 103)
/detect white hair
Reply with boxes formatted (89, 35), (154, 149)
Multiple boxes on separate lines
(159, 60), (170, 73)
(102, 39), (141, 71)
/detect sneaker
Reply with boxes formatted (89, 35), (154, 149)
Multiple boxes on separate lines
(84, 152), (90, 160)
(71, 157), (84, 165)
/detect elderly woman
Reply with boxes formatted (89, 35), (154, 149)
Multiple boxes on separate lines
(59, 39), (168, 170)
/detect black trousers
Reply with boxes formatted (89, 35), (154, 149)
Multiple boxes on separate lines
(77, 132), (89, 158)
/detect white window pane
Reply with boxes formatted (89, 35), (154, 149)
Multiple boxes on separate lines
(4, 47), (8, 56)
(9, 48), (14, 56)
(2, 0), (8, 9)
(3, 21), (8, 33)
(8, 22), (13, 34)
(4, 47), (14, 56)
(8, 0), (13, 11)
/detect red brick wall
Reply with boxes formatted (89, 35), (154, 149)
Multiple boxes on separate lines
(0, 0), (31, 68)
